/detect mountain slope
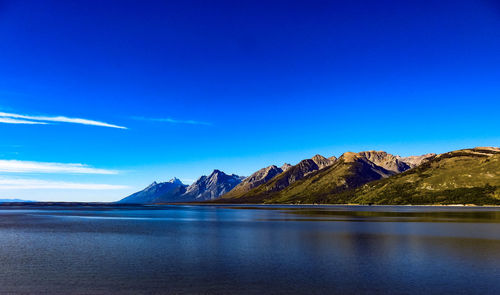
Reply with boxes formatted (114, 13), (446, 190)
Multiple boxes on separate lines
(221, 154), (335, 200)
(119, 178), (187, 204)
(311, 154), (336, 169)
(180, 170), (245, 201)
(357, 151), (411, 174)
(399, 153), (436, 168)
(222, 151), (430, 204)
(340, 147), (500, 205)
(224, 151), (396, 203)
(119, 170), (244, 204)
(120, 147), (499, 205)
(222, 165), (284, 199)
(236, 159), (319, 196)
(280, 163), (292, 171)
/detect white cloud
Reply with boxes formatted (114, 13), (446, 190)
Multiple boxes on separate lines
(0, 160), (118, 174)
(0, 112), (127, 129)
(133, 116), (211, 126)
(0, 178), (127, 190)
(0, 117), (48, 125)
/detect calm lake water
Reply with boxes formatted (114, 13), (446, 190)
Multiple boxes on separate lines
(0, 205), (498, 294)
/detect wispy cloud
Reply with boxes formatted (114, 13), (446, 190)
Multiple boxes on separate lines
(0, 178), (128, 190)
(0, 117), (48, 125)
(133, 116), (211, 126)
(0, 112), (127, 129)
(0, 160), (118, 174)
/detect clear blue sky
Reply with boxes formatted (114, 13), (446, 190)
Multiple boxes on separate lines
(0, 0), (499, 201)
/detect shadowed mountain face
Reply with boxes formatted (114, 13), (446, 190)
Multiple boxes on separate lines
(119, 171), (244, 204)
(271, 159), (321, 191)
(221, 147), (500, 205)
(222, 165), (284, 199)
(221, 154), (338, 201)
(182, 170), (245, 201)
(118, 178), (187, 204)
(120, 147), (499, 205)
(221, 151), (428, 203)
(222, 155), (336, 199)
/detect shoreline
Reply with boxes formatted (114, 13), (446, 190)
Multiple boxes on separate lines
(1, 202), (499, 208)
(165, 203), (500, 208)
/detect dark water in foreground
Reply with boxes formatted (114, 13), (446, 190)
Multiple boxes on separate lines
(0, 205), (499, 294)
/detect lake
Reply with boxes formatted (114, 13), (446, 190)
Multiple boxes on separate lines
(0, 205), (498, 294)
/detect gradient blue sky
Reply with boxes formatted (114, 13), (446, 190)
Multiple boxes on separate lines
(0, 0), (499, 201)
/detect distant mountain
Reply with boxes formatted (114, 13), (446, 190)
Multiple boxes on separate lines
(223, 165), (285, 199)
(118, 178), (187, 204)
(221, 147), (500, 205)
(222, 151), (422, 203)
(339, 147), (500, 205)
(311, 154), (336, 169)
(221, 154), (337, 201)
(0, 199), (34, 203)
(182, 170), (245, 201)
(119, 170), (244, 204)
(280, 163), (292, 171)
(356, 151), (411, 174)
(266, 159), (321, 191)
(399, 153), (436, 168)
(120, 147), (500, 205)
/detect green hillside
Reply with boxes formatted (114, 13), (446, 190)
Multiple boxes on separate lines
(222, 152), (394, 203)
(340, 148), (500, 205)
(221, 148), (500, 205)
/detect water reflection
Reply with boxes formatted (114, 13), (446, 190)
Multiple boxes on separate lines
(0, 205), (498, 294)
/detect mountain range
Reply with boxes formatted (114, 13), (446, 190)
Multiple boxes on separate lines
(118, 178), (187, 204)
(0, 199), (34, 203)
(219, 151), (434, 203)
(119, 170), (244, 204)
(339, 147), (500, 205)
(119, 147), (500, 205)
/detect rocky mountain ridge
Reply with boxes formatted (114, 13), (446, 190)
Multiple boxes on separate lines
(221, 150), (410, 203)
(182, 170), (244, 201)
(119, 147), (499, 205)
(119, 178), (187, 204)
(223, 165), (285, 199)
(337, 147), (500, 205)
(119, 171), (244, 204)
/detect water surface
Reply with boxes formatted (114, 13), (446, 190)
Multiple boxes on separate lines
(0, 205), (498, 294)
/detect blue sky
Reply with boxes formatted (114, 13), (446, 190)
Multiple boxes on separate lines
(0, 0), (499, 201)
